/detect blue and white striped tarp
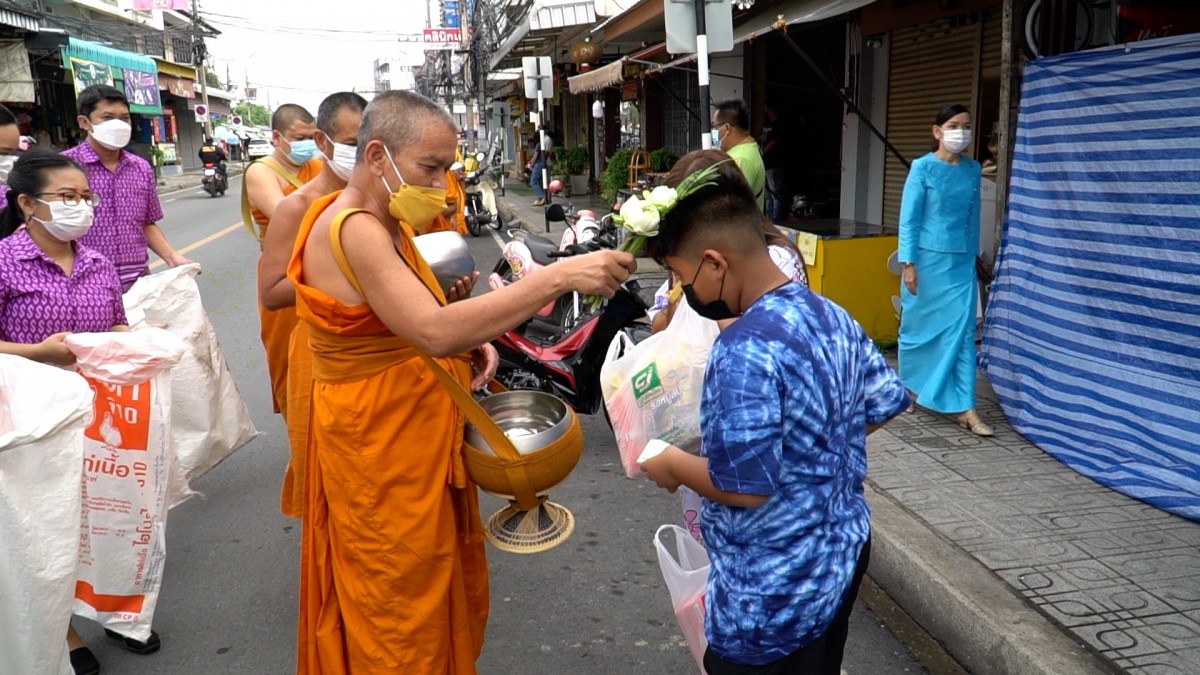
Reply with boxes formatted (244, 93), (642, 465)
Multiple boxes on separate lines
(981, 34), (1200, 520)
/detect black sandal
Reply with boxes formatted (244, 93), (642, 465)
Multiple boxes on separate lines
(104, 628), (161, 655)
(70, 647), (100, 675)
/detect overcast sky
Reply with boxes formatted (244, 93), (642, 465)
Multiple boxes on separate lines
(200, 1), (435, 114)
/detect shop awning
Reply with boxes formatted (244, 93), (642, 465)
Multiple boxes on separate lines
(488, 0), (597, 71)
(0, 40), (35, 103)
(61, 38), (158, 74)
(566, 41), (665, 94)
(0, 7), (40, 32)
(154, 57), (196, 80)
(568, 57), (627, 94)
(653, 0), (878, 71)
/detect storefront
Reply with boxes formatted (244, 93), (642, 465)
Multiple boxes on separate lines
(59, 37), (162, 165)
(153, 57), (197, 172)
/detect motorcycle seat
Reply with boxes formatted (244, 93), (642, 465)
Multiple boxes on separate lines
(522, 233), (559, 267)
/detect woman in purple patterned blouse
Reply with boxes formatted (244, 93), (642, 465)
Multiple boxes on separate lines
(0, 104), (21, 214)
(0, 149), (132, 673)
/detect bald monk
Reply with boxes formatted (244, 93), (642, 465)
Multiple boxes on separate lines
(243, 103), (322, 418)
(258, 92), (367, 518)
(288, 90), (634, 673)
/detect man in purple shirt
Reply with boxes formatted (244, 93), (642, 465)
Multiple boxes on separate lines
(63, 85), (193, 291)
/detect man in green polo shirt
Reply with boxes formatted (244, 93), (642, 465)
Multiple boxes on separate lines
(712, 99), (766, 212)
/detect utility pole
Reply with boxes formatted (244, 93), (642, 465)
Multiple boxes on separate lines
(696, 0), (712, 149)
(192, 0), (213, 138)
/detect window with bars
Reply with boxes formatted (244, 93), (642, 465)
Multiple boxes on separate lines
(661, 70), (700, 156)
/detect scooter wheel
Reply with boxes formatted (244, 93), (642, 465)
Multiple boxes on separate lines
(489, 211), (504, 231)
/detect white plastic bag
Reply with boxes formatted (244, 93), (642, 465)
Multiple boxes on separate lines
(123, 264), (258, 506)
(601, 298), (720, 477)
(0, 355), (93, 675)
(655, 524), (711, 674)
(67, 330), (185, 642)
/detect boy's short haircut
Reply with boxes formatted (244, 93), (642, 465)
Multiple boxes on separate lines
(646, 168), (765, 265)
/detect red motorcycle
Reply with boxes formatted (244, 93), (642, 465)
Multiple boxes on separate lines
(490, 241), (651, 417)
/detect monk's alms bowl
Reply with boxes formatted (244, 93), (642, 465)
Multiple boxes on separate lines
(413, 231), (476, 293)
(463, 391), (583, 507)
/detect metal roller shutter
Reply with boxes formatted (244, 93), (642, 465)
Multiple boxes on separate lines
(882, 19), (982, 227)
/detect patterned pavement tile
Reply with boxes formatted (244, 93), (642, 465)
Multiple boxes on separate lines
(870, 373), (1200, 673)
(1071, 620), (1167, 659)
(1124, 648), (1200, 674)
(1099, 550), (1200, 584)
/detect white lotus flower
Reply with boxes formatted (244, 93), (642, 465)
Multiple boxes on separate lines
(644, 185), (678, 211)
(619, 195), (661, 236)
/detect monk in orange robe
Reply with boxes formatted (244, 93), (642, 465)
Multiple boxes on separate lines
(438, 166), (469, 235)
(258, 92), (367, 519)
(288, 90), (634, 673)
(244, 103), (322, 417)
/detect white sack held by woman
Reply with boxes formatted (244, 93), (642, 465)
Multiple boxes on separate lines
(66, 329), (186, 643)
(0, 355), (92, 675)
(122, 264), (258, 506)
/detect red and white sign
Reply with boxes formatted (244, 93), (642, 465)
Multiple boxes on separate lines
(129, 0), (192, 9)
(423, 28), (462, 50)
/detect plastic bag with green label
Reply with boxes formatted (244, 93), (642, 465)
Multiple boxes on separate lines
(601, 297), (719, 478)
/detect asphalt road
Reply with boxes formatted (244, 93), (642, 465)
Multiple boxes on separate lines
(73, 182), (931, 675)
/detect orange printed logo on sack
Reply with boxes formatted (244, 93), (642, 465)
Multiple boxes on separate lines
(83, 377), (152, 451)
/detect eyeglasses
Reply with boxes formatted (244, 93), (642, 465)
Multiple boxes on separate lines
(35, 193), (100, 207)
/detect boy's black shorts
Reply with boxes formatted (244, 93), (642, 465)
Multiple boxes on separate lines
(702, 537), (872, 675)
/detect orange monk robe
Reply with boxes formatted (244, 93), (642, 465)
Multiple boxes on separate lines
(430, 170), (469, 235)
(289, 194), (489, 673)
(280, 192), (327, 519)
(253, 158), (323, 416)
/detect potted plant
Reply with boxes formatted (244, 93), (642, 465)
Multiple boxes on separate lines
(151, 143), (164, 179)
(649, 148), (678, 174)
(563, 146), (591, 195)
(601, 148), (635, 204)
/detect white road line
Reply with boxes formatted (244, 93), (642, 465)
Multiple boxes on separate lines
(487, 227), (506, 250)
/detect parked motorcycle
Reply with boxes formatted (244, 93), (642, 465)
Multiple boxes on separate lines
(491, 241), (651, 417)
(202, 162), (227, 198)
(487, 204), (611, 332)
(463, 154), (503, 237)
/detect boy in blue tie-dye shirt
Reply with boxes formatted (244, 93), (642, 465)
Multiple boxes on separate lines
(641, 156), (910, 674)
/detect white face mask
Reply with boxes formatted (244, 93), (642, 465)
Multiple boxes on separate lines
(0, 155), (15, 183)
(89, 119), (132, 150)
(325, 142), (357, 181)
(33, 199), (95, 242)
(941, 128), (972, 154)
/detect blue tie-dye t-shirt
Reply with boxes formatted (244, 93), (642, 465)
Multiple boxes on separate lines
(700, 282), (910, 665)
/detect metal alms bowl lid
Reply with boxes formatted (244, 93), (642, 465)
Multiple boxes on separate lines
(465, 391), (573, 457)
(413, 231), (476, 292)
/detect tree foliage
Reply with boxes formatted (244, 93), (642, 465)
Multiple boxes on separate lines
(234, 102), (271, 127)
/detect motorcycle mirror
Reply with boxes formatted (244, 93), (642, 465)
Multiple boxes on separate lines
(476, 152), (486, 162)
(545, 203), (567, 223)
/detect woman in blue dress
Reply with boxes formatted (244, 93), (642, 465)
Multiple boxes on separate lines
(898, 103), (993, 436)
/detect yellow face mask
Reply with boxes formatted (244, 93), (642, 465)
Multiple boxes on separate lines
(382, 146), (448, 233)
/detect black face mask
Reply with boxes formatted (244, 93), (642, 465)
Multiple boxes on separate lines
(683, 261), (739, 322)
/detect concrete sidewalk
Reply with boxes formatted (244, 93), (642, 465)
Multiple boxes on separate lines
(501, 187), (1200, 674)
(868, 371), (1200, 675)
(156, 162), (245, 195)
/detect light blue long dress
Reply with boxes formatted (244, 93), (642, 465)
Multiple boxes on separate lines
(897, 153), (981, 414)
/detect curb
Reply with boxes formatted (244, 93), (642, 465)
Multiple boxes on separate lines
(156, 168), (245, 196)
(865, 481), (1120, 675)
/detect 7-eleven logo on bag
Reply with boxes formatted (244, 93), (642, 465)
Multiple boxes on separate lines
(83, 377), (152, 451)
(632, 363), (664, 406)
